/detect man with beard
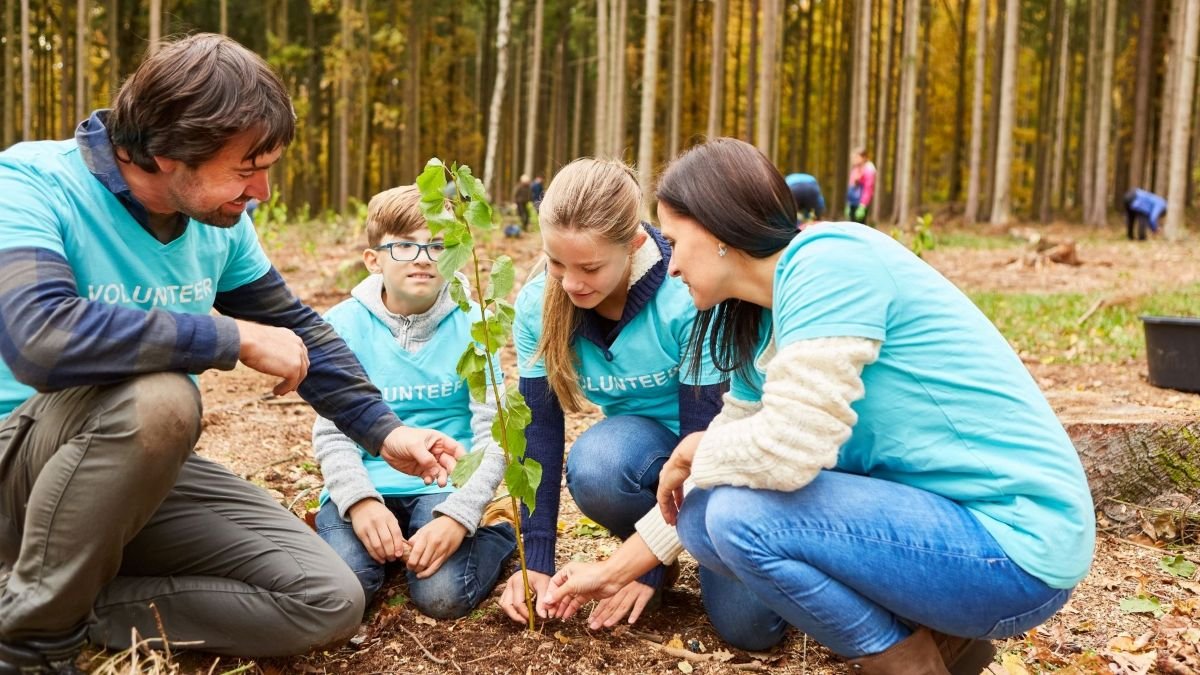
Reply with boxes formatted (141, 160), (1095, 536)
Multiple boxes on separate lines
(0, 34), (462, 674)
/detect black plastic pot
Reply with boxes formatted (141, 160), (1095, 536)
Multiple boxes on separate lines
(1141, 315), (1200, 393)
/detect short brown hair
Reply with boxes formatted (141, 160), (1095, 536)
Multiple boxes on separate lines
(366, 185), (427, 246)
(108, 33), (295, 172)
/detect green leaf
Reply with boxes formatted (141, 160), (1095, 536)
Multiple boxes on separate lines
(491, 300), (516, 330)
(1118, 594), (1165, 617)
(454, 164), (489, 203)
(471, 319), (507, 353)
(465, 199), (494, 231)
(492, 413), (527, 459)
(417, 160), (447, 205)
(465, 369), (489, 403)
(449, 277), (471, 312)
(486, 256), (516, 302)
(1159, 555), (1198, 579)
(456, 344), (487, 377)
(503, 387), (532, 428)
(450, 445), (486, 489)
(437, 243), (472, 279)
(505, 457), (542, 515)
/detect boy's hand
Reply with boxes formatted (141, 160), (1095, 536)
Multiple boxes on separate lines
(348, 499), (408, 564)
(406, 515), (467, 579)
(380, 427), (465, 486)
(498, 569), (552, 624)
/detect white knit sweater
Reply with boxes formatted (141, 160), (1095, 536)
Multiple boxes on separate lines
(636, 335), (882, 563)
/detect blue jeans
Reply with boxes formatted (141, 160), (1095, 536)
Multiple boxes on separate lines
(316, 493), (516, 619)
(677, 471), (1073, 657)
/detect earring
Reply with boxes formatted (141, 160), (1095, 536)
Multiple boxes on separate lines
(717, 243), (727, 257)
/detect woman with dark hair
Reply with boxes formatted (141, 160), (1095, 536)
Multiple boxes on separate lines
(543, 138), (1094, 674)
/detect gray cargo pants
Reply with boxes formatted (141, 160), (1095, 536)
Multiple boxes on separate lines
(0, 372), (364, 657)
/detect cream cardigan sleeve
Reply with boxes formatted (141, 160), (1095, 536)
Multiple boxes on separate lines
(634, 336), (880, 563)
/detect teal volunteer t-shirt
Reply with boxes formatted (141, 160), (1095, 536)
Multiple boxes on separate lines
(319, 295), (483, 500)
(515, 272), (724, 435)
(0, 140), (271, 419)
(739, 222), (1094, 590)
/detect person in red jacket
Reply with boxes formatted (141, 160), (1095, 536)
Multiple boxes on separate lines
(846, 148), (876, 225)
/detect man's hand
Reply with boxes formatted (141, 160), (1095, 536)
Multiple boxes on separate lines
(585, 580), (656, 629)
(406, 516), (467, 579)
(498, 569), (551, 625)
(657, 432), (701, 526)
(380, 427), (465, 486)
(235, 319), (309, 395)
(347, 499), (407, 564)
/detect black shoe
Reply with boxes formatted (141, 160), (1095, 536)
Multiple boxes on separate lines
(0, 625), (88, 675)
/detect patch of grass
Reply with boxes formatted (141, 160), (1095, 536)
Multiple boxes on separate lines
(935, 230), (1016, 250)
(970, 284), (1200, 364)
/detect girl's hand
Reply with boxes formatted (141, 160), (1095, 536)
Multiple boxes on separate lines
(348, 499), (407, 564)
(406, 515), (467, 578)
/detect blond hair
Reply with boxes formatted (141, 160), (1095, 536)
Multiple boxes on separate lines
(534, 158), (643, 412)
(365, 185), (427, 247)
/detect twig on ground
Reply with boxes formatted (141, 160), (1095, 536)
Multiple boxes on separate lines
(1075, 297), (1106, 326)
(460, 650), (501, 665)
(1105, 534), (1200, 565)
(396, 622), (450, 668)
(730, 662), (768, 672)
(641, 640), (726, 663)
(628, 629), (664, 643)
(286, 487), (314, 512)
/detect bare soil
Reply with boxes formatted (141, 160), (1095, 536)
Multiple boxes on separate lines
(147, 223), (1198, 674)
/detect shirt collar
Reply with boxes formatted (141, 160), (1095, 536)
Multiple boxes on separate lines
(75, 109), (167, 232)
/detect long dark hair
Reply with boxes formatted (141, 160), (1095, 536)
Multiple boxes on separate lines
(656, 138), (798, 383)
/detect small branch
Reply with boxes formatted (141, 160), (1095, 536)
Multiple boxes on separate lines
(286, 487), (314, 512)
(1104, 534), (1200, 565)
(396, 622), (447, 666)
(1075, 297), (1106, 326)
(628, 629), (665, 643)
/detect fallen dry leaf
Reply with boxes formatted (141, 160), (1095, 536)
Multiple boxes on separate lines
(1000, 652), (1030, 674)
(677, 661), (694, 674)
(667, 634), (685, 650)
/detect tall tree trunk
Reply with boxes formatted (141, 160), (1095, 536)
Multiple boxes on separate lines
(745, 0), (758, 141)
(611, 0), (628, 156)
(76, 0), (88, 121)
(405, 3), (422, 181)
(108, 0), (118, 101)
(3, 0), (14, 147)
(989, 0), (1018, 225)
(755, 0), (779, 155)
(912, 0), (931, 210)
(523, 0), (544, 177)
(509, 33), (523, 188)
(148, 0), (160, 55)
(705, 0), (727, 138)
(595, 0), (609, 155)
(1130, 0), (1156, 189)
(668, 0), (684, 158)
(949, 0), (968, 203)
(872, 0), (894, 214)
(1078, 1), (1099, 214)
(1048, 0), (1071, 218)
(61, 3), (73, 137)
(980, 0), (1004, 219)
(637, 0), (661, 210)
(1164, 0), (1199, 240)
(482, 0), (511, 195)
(219, 0), (227, 34)
(1087, 0), (1116, 226)
(571, 56), (583, 159)
(1036, 0), (1062, 222)
(1155, 0), (1183, 196)
(800, 3), (813, 167)
(356, 0), (369, 200)
(849, 0), (871, 153)
(892, 0), (919, 225)
(337, 0), (351, 213)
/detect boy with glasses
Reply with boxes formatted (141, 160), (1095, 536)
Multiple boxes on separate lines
(312, 185), (517, 618)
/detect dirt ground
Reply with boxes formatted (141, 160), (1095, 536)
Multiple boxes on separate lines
(147, 222), (1199, 675)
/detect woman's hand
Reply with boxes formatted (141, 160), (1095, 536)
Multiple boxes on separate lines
(406, 515), (467, 579)
(498, 569), (552, 625)
(585, 580), (656, 629)
(657, 432), (702, 525)
(540, 561), (628, 621)
(347, 499), (407, 564)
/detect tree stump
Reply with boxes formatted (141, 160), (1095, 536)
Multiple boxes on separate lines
(1064, 407), (1200, 504)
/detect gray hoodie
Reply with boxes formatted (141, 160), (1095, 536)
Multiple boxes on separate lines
(312, 272), (507, 535)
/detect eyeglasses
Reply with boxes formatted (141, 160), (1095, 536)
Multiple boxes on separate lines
(373, 241), (445, 262)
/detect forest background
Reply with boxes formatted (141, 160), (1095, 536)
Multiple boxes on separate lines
(1, 0), (1199, 237)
